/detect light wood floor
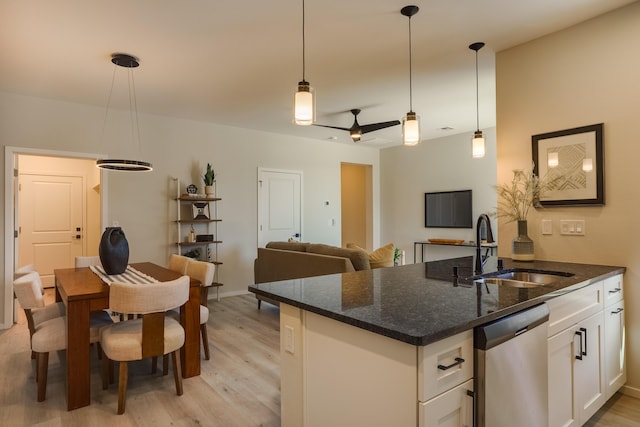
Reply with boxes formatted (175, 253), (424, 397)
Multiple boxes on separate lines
(1, 293), (638, 426)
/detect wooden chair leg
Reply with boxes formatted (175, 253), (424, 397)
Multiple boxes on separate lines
(101, 351), (110, 390)
(96, 342), (102, 360)
(258, 299), (262, 309)
(172, 350), (183, 396)
(163, 354), (169, 376)
(201, 324), (210, 360)
(117, 361), (128, 415)
(151, 356), (158, 374)
(36, 352), (49, 402)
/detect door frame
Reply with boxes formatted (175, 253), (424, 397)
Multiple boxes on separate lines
(2, 146), (108, 329)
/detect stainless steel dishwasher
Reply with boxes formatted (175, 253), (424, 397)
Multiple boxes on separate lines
(475, 303), (549, 427)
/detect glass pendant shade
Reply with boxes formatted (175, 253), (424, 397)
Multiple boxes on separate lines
(402, 111), (421, 146)
(472, 131), (485, 158)
(294, 81), (315, 125)
(583, 158), (593, 172)
(547, 152), (559, 168)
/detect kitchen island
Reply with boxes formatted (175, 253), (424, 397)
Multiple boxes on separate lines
(248, 256), (625, 427)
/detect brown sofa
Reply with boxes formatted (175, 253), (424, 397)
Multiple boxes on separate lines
(253, 241), (371, 308)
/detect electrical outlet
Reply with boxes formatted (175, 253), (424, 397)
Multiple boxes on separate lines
(560, 220), (585, 236)
(284, 325), (295, 354)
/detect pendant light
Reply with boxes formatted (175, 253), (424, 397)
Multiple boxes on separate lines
(96, 53), (153, 172)
(401, 5), (421, 146)
(469, 42), (485, 158)
(293, 0), (315, 125)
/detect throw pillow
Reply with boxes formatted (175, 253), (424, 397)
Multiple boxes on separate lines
(346, 243), (395, 269)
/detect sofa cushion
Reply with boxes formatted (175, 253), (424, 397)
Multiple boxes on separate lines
(347, 243), (395, 269)
(307, 244), (370, 271)
(266, 241), (309, 252)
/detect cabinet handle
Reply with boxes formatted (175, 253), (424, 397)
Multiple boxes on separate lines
(575, 330), (583, 360)
(608, 288), (621, 294)
(466, 389), (475, 427)
(611, 307), (624, 314)
(580, 327), (588, 357)
(438, 357), (465, 371)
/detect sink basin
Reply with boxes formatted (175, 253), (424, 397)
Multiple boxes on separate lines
(479, 269), (574, 288)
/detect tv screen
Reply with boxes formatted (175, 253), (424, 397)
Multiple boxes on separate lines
(425, 190), (473, 228)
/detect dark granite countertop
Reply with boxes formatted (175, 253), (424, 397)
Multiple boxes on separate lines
(248, 256), (625, 346)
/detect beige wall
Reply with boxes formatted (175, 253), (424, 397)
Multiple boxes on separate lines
(1, 92), (380, 327)
(380, 128), (498, 263)
(496, 2), (640, 395)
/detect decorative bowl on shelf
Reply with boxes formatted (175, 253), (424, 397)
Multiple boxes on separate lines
(428, 239), (465, 245)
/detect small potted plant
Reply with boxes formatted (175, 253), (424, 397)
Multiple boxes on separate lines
(203, 163), (216, 197)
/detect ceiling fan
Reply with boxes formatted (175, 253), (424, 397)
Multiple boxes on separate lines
(314, 109), (400, 142)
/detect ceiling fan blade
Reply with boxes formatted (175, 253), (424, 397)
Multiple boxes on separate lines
(360, 120), (401, 134)
(313, 124), (351, 132)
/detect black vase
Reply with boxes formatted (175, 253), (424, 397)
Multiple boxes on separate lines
(99, 227), (129, 274)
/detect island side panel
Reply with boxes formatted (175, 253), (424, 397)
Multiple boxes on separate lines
(305, 311), (417, 427)
(280, 303), (305, 427)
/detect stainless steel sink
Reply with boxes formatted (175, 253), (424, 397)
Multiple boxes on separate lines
(478, 270), (574, 288)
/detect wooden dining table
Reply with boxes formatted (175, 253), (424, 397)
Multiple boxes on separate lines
(54, 262), (201, 411)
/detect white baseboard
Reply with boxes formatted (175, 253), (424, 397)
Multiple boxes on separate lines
(620, 384), (640, 399)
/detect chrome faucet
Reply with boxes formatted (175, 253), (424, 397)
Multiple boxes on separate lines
(475, 214), (495, 274)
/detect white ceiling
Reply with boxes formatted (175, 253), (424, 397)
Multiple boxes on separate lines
(0, 0), (635, 148)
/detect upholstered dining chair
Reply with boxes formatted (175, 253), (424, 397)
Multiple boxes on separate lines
(75, 255), (102, 268)
(100, 275), (190, 414)
(14, 272), (111, 401)
(168, 254), (190, 275)
(186, 259), (216, 360)
(13, 269), (65, 360)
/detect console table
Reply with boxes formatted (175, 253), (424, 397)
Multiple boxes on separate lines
(413, 240), (497, 263)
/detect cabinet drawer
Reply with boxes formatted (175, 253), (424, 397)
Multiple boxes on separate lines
(418, 330), (473, 402)
(419, 379), (474, 427)
(604, 274), (623, 306)
(547, 281), (603, 337)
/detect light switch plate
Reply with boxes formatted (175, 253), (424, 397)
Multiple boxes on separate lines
(560, 220), (585, 236)
(541, 219), (553, 235)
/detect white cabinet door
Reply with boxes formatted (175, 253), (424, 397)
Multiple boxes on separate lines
(574, 311), (605, 423)
(548, 310), (605, 427)
(548, 326), (579, 427)
(420, 379), (474, 427)
(604, 300), (626, 398)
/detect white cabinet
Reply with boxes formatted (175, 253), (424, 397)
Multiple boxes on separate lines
(547, 280), (608, 427)
(418, 331), (474, 427)
(419, 379), (474, 427)
(603, 274), (626, 399)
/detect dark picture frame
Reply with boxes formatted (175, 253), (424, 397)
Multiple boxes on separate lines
(192, 202), (210, 220)
(532, 123), (604, 206)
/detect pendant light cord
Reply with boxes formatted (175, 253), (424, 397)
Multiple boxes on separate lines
(129, 68), (143, 158)
(408, 14), (413, 112)
(100, 65), (118, 147)
(301, 0), (307, 82)
(475, 49), (480, 131)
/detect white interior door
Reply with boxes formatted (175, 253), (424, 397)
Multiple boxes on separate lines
(258, 168), (302, 247)
(18, 174), (84, 287)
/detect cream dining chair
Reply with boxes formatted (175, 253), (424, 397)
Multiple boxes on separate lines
(100, 275), (190, 414)
(14, 272), (111, 401)
(167, 255), (215, 360)
(186, 258), (216, 360)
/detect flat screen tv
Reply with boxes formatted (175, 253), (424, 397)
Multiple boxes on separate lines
(424, 190), (473, 228)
